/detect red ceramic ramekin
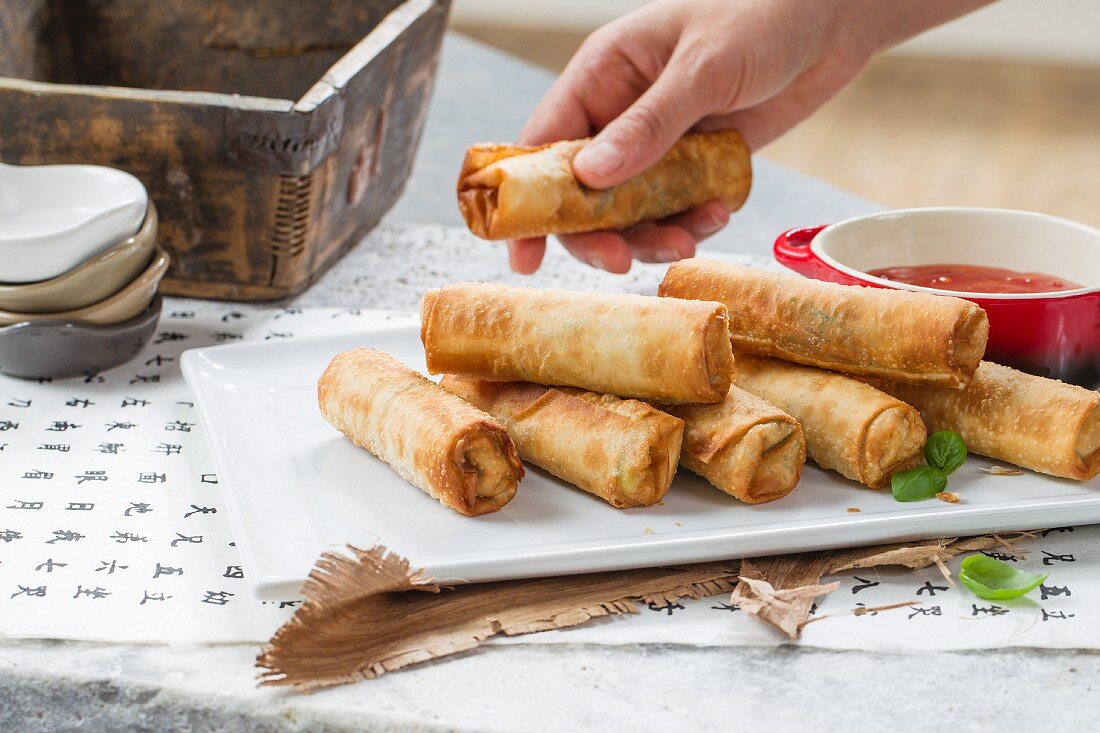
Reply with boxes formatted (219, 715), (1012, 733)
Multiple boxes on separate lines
(774, 207), (1100, 388)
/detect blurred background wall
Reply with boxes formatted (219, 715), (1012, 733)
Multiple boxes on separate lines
(450, 0), (1100, 227)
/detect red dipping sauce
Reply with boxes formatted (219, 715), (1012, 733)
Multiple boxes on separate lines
(867, 264), (1084, 294)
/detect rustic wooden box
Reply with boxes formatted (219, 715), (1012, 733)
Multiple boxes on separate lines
(0, 0), (450, 301)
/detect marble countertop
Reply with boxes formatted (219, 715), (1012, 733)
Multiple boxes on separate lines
(2, 32), (1092, 733)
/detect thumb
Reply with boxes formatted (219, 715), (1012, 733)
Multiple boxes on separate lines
(572, 63), (708, 189)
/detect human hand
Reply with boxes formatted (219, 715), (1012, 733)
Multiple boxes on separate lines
(509, 0), (992, 273)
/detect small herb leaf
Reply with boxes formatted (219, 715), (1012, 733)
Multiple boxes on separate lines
(958, 554), (1048, 600)
(891, 466), (947, 502)
(925, 431), (967, 475)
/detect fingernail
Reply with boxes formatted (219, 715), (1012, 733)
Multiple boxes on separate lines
(587, 254), (607, 270)
(655, 248), (680, 263)
(575, 141), (625, 178)
(696, 214), (726, 237)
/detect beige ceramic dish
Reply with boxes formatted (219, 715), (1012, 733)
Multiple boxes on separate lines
(0, 247), (170, 326)
(0, 203), (157, 313)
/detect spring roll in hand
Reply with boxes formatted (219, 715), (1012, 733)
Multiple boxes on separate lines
(871, 361), (1100, 481)
(458, 130), (751, 240)
(318, 348), (523, 516)
(441, 377), (684, 508)
(664, 386), (805, 503)
(659, 260), (989, 388)
(733, 356), (927, 489)
(421, 283), (734, 404)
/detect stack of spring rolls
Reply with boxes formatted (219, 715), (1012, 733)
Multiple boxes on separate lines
(318, 262), (1099, 516)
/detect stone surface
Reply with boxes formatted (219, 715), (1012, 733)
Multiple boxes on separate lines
(2, 31), (1093, 733)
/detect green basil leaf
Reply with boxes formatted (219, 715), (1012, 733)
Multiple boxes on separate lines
(959, 554), (1048, 600)
(891, 466), (947, 502)
(925, 431), (967, 475)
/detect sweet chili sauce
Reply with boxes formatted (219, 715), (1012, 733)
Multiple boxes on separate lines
(867, 264), (1084, 294)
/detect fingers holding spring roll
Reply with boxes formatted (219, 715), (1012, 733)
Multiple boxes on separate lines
(318, 348), (524, 516)
(664, 385), (806, 503)
(441, 376), (684, 508)
(733, 355), (927, 489)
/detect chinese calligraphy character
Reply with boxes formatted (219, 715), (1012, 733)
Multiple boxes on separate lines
(38, 443), (70, 452)
(152, 559), (182, 576)
(153, 331), (188, 344)
(1040, 527), (1074, 537)
(129, 374), (160, 385)
(1041, 551), (1076, 566)
(170, 533), (203, 547)
(83, 369), (105, 384)
(96, 560), (129, 574)
(8, 500), (44, 510)
(201, 590), (235, 606)
(1039, 585), (1071, 600)
(210, 332), (243, 343)
(646, 600), (684, 615)
(164, 420), (194, 432)
(74, 470), (107, 484)
(110, 531), (148, 544)
(221, 311), (245, 322)
(140, 591), (173, 605)
(710, 601), (739, 612)
(223, 565), (244, 579)
(46, 529), (85, 544)
(971, 604), (1009, 616)
(167, 310), (194, 319)
(851, 576), (880, 594)
(121, 397), (151, 408)
(65, 502), (94, 511)
(275, 307), (302, 318)
(7, 398), (31, 408)
(35, 559), (66, 573)
(22, 469), (53, 479)
(0, 529), (23, 543)
(65, 397), (94, 408)
(137, 472), (166, 484)
(153, 443), (182, 456)
(0, 420), (19, 431)
(95, 442), (125, 455)
(1041, 609), (1075, 621)
(908, 605), (942, 619)
(11, 585), (46, 599)
(73, 585), (111, 600)
(46, 421), (79, 431)
(106, 421), (137, 431)
(264, 331), (293, 340)
(144, 354), (174, 367)
(184, 505), (216, 519)
(980, 551), (1019, 563)
(916, 581), (950, 596)
(124, 502), (153, 516)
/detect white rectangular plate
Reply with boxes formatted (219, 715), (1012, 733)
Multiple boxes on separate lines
(182, 321), (1100, 599)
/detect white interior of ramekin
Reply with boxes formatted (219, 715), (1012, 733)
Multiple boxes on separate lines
(813, 207), (1100, 299)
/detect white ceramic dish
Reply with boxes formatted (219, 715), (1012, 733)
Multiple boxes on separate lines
(182, 317), (1100, 600)
(0, 162), (148, 283)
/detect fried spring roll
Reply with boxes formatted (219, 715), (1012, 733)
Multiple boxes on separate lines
(421, 283), (734, 404)
(664, 386), (806, 503)
(871, 361), (1100, 481)
(441, 376), (684, 508)
(318, 348), (523, 516)
(658, 260), (989, 388)
(733, 356), (927, 489)
(457, 130), (751, 240)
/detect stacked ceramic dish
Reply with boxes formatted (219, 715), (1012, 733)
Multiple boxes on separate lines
(0, 162), (169, 378)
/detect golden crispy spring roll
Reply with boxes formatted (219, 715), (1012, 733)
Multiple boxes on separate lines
(658, 260), (989, 388)
(733, 355), (927, 488)
(318, 348), (523, 516)
(871, 361), (1100, 481)
(664, 386), (806, 503)
(421, 283), (734, 404)
(457, 130), (751, 240)
(441, 376), (684, 508)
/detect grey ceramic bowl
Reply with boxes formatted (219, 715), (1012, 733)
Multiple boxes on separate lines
(0, 295), (162, 379)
